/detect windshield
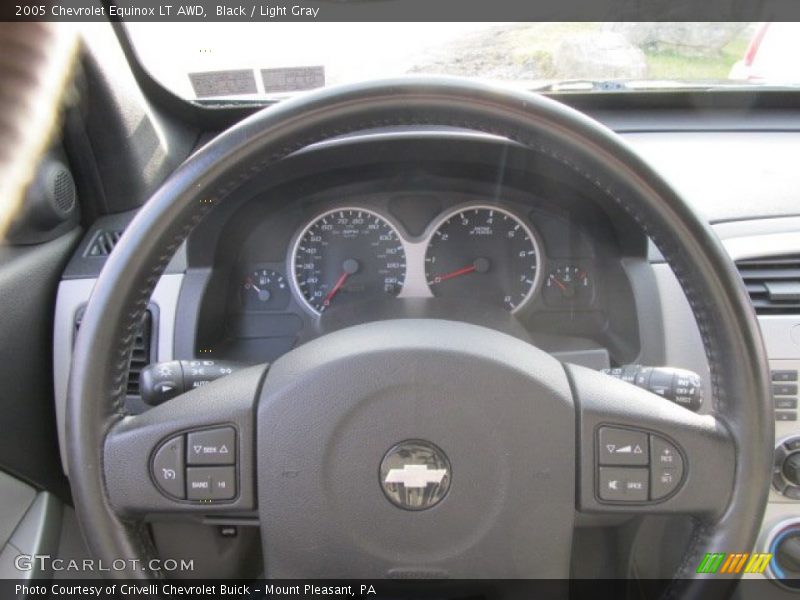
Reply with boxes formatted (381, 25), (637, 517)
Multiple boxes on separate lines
(124, 22), (800, 102)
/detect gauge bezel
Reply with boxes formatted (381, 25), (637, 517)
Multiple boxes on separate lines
(239, 267), (290, 313)
(543, 263), (596, 308)
(423, 203), (544, 314)
(288, 206), (409, 316)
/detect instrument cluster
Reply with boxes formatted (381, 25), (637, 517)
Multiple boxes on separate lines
(234, 203), (584, 318)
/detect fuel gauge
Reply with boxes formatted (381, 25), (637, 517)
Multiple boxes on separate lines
(241, 269), (290, 311)
(544, 265), (594, 307)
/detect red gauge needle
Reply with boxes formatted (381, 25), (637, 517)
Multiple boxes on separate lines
(430, 258), (490, 285)
(431, 265), (476, 284)
(550, 276), (567, 292)
(322, 271), (350, 307)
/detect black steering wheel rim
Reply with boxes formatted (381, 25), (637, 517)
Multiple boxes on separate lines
(67, 77), (772, 594)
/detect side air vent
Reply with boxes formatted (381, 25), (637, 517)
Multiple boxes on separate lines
(85, 229), (123, 257)
(74, 307), (153, 396)
(736, 255), (800, 315)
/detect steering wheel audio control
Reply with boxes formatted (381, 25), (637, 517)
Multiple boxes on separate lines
(151, 426), (237, 501)
(596, 426), (685, 503)
(772, 437), (800, 499)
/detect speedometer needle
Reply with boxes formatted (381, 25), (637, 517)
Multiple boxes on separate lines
(321, 258), (361, 309)
(322, 272), (349, 307)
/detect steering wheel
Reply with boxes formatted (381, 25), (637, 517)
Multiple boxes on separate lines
(67, 78), (772, 596)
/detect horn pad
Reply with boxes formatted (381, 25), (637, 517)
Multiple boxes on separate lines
(257, 320), (576, 578)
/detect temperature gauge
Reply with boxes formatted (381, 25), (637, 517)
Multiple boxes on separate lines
(241, 269), (290, 311)
(544, 265), (594, 306)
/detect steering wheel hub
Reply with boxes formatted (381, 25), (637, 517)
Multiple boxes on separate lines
(256, 319), (576, 578)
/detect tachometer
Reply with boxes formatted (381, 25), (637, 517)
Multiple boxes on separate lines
(424, 205), (541, 312)
(291, 208), (406, 315)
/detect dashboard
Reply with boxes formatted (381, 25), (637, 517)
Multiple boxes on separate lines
(52, 120), (800, 584)
(174, 134), (644, 368)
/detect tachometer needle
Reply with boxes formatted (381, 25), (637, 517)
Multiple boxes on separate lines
(431, 265), (476, 284)
(429, 257), (490, 285)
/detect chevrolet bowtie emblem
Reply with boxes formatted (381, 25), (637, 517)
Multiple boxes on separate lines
(384, 464), (447, 488)
(379, 440), (451, 510)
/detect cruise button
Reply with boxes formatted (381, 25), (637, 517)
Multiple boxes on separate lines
(650, 435), (684, 500)
(152, 435), (185, 499)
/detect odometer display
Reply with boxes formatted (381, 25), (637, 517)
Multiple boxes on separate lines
(291, 208), (406, 314)
(425, 206), (541, 312)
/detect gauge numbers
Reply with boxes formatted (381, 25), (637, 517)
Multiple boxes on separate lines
(425, 206), (541, 312)
(291, 208), (407, 314)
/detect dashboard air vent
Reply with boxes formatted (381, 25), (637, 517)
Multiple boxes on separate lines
(85, 229), (123, 257)
(736, 255), (800, 315)
(74, 307), (153, 396)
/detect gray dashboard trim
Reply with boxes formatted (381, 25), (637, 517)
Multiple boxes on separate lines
(53, 274), (183, 475)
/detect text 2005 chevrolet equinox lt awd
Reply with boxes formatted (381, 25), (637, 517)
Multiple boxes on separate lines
(1, 15), (800, 600)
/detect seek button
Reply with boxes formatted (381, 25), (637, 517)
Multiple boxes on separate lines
(187, 427), (235, 465)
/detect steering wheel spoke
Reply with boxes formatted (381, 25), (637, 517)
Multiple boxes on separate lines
(567, 363), (735, 517)
(102, 366), (266, 516)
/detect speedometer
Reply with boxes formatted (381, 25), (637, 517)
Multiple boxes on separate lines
(425, 205), (541, 312)
(291, 208), (406, 315)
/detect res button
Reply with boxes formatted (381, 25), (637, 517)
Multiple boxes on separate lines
(651, 435), (684, 500)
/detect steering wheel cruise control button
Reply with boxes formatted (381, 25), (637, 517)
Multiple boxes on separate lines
(186, 466), (236, 501)
(650, 436), (684, 500)
(598, 467), (649, 501)
(187, 427), (236, 465)
(598, 427), (648, 466)
(151, 435), (185, 499)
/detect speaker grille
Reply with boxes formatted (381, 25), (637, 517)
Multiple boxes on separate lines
(52, 168), (75, 213)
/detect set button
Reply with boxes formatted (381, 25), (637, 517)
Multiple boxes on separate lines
(597, 426), (684, 503)
(651, 435), (684, 500)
